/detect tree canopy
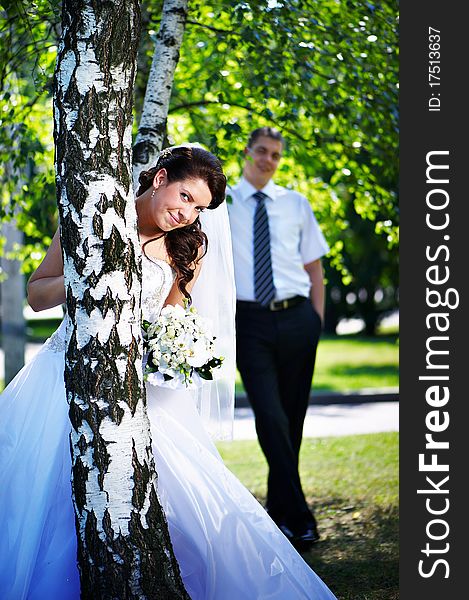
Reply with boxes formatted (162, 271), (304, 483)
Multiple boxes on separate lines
(1, 0), (399, 330)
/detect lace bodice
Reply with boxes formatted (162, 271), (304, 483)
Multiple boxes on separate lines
(140, 255), (176, 322)
(43, 255), (175, 353)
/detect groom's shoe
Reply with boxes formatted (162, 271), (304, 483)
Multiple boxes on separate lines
(294, 523), (320, 551)
(278, 522), (296, 543)
(277, 520), (320, 551)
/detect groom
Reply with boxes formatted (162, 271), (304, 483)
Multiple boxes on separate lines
(227, 127), (329, 550)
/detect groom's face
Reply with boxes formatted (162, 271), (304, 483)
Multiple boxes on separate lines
(244, 136), (283, 187)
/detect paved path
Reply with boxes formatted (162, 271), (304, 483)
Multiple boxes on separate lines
(233, 401), (399, 441)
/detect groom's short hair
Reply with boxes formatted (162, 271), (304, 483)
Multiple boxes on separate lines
(247, 127), (285, 149)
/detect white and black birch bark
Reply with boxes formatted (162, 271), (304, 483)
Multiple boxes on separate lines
(54, 1), (189, 597)
(133, 0), (188, 187)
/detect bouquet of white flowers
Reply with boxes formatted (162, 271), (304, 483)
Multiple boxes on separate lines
(142, 303), (224, 389)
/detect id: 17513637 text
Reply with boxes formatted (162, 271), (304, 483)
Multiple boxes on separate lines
(428, 27), (441, 112)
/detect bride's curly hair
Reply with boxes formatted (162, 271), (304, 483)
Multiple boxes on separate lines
(136, 146), (226, 302)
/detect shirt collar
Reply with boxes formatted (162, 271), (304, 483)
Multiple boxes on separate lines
(238, 177), (277, 202)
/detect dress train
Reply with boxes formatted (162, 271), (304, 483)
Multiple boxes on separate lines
(0, 255), (337, 599)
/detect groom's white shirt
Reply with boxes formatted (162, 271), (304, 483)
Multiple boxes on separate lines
(227, 177), (329, 302)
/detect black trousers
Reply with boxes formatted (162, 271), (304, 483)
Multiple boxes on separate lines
(236, 298), (322, 530)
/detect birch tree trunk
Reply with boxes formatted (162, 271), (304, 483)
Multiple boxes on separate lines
(132, 0), (188, 187)
(54, 1), (189, 597)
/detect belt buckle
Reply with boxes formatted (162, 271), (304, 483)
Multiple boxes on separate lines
(269, 299), (288, 311)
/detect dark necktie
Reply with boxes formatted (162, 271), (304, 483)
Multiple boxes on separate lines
(253, 191), (275, 306)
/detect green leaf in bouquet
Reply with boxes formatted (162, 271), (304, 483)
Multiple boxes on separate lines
(197, 369), (214, 381)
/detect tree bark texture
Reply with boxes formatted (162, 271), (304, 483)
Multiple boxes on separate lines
(132, 0), (188, 188)
(54, 1), (189, 597)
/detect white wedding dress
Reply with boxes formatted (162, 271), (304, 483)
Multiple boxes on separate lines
(0, 255), (336, 600)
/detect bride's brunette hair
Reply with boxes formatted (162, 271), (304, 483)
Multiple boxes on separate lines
(136, 146), (227, 301)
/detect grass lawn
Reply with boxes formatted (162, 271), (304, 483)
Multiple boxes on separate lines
(217, 431), (399, 600)
(313, 333), (399, 392)
(235, 331), (399, 395)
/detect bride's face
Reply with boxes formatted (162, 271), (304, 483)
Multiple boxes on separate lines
(151, 172), (212, 232)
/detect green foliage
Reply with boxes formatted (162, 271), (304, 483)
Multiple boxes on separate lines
(1, 1), (399, 326)
(163, 0), (398, 224)
(160, 0), (399, 331)
(0, 1), (58, 273)
(324, 196), (398, 334)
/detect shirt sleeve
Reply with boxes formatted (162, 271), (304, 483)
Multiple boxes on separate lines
(299, 196), (330, 264)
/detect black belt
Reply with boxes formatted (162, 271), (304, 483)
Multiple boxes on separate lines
(237, 295), (307, 312)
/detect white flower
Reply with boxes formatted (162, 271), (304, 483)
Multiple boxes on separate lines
(186, 339), (212, 368)
(166, 326), (176, 338)
(143, 303), (223, 388)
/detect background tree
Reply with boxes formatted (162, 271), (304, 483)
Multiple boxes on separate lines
(54, 0), (188, 596)
(157, 0), (399, 334)
(1, 0), (399, 341)
(133, 0), (188, 186)
(0, 217), (25, 384)
(0, 0), (58, 381)
(0, 0), (58, 259)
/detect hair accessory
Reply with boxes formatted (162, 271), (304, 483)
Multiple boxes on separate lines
(158, 148), (173, 163)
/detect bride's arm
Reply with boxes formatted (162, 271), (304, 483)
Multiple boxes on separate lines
(27, 229), (66, 312)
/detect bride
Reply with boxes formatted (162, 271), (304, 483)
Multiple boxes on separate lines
(0, 146), (337, 599)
